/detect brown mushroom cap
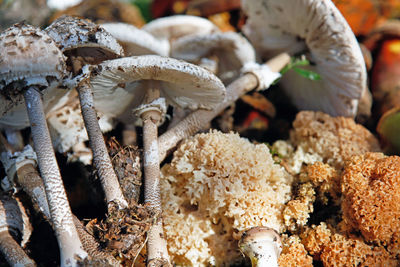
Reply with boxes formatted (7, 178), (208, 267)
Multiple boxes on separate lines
(242, 0), (367, 117)
(0, 22), (68, 129)
(45, 15), (124, 65)
(101, 22), (169, 57)
(88, 55), (226, 115)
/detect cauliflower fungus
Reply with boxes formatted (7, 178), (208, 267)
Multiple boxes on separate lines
(341, 152), (400, 249)
(300, 223), (397, 266)
(273, 111), (381, 173)
(161, 130), (293, 266)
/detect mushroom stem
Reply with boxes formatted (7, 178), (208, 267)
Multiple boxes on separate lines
(23, 86), (87, 266)
(238, 227), (282, 267)
(17, 163), (120, 266)
(158, 53), (290, 162)
(77, 80), (128, 210)
(140, 83), (171, 265)
(0, 231), (36, 267)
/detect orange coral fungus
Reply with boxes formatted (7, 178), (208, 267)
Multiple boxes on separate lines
(301, 223), (397, 266)
(290, 111), (381, 170)
(307, 162), (340, 203)
(341, 152), (400, 246)
(278, 236), (313, 267)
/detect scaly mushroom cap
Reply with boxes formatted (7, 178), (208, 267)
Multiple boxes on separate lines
(101, 22), (170, 56)
(239, 226), (282, 266)
(241, 0), (367, 117)
(0, 196), (32, 247)
(0, 22), (68, 129)
(87, 55), (226, 119)
(142, 15), (220, 41)
(45, 15), (124, 64)
(171, 32), (256, 83)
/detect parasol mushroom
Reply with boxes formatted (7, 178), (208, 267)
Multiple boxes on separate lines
(142, 15), (220, 43)
(0, 195), (35, 267)
(241, 0), (367, 117)
(0, 22), (87, 266)
(239, 226), (282, 267)
(171, 31), (256, 84)
(45, 15), (127, 209)
(87, 54), (226, 265)
(158, 53), (289, 162)
(101, 22), (170, 57)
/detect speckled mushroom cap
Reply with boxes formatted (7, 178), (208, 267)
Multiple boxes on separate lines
(241, 0), (367, 117)
(0, 22), (68, 129)
(101, 22), (169, 56)
(45, 15), (124, 65)
(142, 15), (220, 42)
(87, 55), (226, 120)
(171, 32), (256, 83)
(0, 196), (32, 247)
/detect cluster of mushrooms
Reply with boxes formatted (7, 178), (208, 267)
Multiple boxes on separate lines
(0, 0), (369, 266)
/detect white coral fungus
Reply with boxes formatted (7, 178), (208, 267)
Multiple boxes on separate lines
(161, 130), (293, 266)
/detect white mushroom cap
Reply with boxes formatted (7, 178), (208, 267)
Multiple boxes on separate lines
(142, 15), (220, 41)
(0, 22), (68, 129)
(88, 55), (226, 116)
(241, 0), (367, 117)
(239, 226), (282, 267)
(171, 31), (256, 83)
(101, 22), (170, 56)
(45, 15), (124, 63)
(0, 196), (32, 247)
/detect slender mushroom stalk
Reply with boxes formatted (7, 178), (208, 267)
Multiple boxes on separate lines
(45, 16), (127, 209)
(158, 53), (290, 162)
(0, 141), (121, 266)
(133, 83), (169, 265)
(239, 227), (282, 267)
(0, 23), (87, 266)
(0, 196), (35, 267)
(86, 55), (225, 265)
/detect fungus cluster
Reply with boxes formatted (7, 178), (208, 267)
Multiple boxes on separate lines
(0, 0), (394, 266)
(160, 131), (293, 265)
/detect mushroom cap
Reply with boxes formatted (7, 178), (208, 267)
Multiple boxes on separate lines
(0, 196), (32, 247)
(45, 15), (124, 63)
(239, 226), (282, 264)
(142, 15), (220, 41)
(0, 22), (68, 129)
(241, 0), (367, 117)
(101, 22), (170, 56)
(171, 31), (256, 83)
(88, 55), (226, 119)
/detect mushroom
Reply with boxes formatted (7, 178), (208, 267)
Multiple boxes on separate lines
(87, 54), (226, 265)
(241, 0), (367, 117)
(45, 15), (128, 209)
(142, 15), (220, 43)
(239, 226), (282, 267)
(0, 22), (87, 266)
(158, 53), (289, 162)
(169, 31), (256, 129)
(171, 31), (256, 84)
(0, 195), (35, 267)
(101, 22), (170, 57)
